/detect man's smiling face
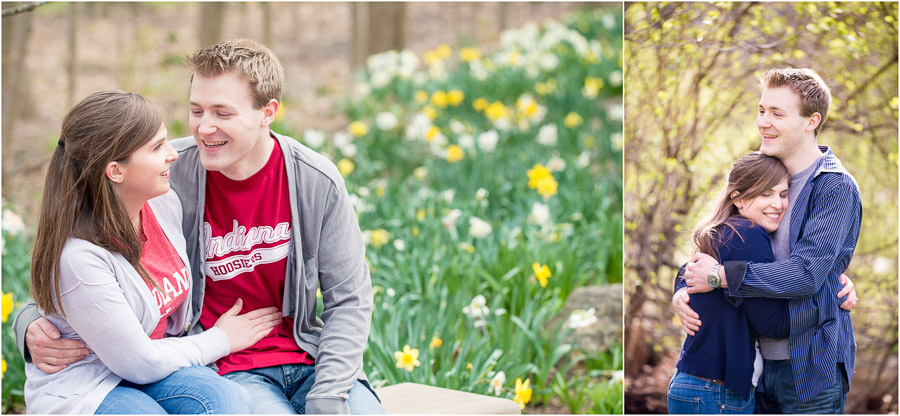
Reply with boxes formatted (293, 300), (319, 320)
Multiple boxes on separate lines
(757, 86), (818, 160)
(189, 72), (272, 180)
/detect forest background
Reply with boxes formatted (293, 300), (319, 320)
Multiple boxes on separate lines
(624, 2), (898, 414)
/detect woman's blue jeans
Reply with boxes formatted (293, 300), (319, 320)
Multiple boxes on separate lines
(667, 370), (755, 414)
(95, 365), (249, 414)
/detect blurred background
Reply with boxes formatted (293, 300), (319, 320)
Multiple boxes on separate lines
(624, 2), (898, 414)
(2, 2), (623, 413)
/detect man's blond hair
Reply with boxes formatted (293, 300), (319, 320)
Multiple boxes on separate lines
(760, 68), (832, 136)
(186, 39), (284, 109)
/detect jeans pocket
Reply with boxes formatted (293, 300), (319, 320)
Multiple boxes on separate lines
(724, 387), (755, 413)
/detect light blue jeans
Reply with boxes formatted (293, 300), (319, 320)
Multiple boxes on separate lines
(223, 363), (384, 414)
(667, 370), (755, 414)
(95, 365), (249, 414)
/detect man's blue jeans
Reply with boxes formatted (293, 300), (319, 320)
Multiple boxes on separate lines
(666, 370), (755, 414)
(223, 363), (384, 414)
(754, 360), (848, 414)
(95, 365), (249, 414)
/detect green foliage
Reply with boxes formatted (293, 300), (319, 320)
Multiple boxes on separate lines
(624, 1), (897, 408)
(308, 8), (622, 413)
(2, 215), (33, 413)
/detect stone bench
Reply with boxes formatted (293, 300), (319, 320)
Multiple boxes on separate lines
(375, 382), (521, 414)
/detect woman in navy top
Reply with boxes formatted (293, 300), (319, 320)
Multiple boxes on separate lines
(667, 152), (792, 414)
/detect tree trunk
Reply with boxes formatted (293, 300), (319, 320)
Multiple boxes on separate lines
(198, 2), (226, 49)
(366, 2), (405, 56)
(261, 2), (273, 47)
(350, 2), (367, 69)
(2, 2), (35, 141)
(67, 2), (79, 107)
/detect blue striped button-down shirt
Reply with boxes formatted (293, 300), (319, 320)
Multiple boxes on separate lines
(723, 145), (862, 404)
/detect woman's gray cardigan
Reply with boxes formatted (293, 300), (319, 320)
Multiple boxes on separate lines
(23, 190), (230, 414)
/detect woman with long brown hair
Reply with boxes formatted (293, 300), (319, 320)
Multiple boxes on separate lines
(25, 91), (281, 414)
(666, 152), (792, 414)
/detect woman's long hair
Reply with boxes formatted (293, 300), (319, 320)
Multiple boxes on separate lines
(692, 152), (790, 262)
(31, 91), (165, 316)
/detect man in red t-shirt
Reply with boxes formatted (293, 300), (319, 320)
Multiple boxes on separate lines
(22, 39), (380, 415)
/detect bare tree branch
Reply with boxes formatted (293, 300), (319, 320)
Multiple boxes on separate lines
(2, 2), (48, 18)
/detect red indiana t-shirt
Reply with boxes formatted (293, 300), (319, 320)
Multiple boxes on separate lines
(139, 203), (191, 340)
(199, 138), (314, 375)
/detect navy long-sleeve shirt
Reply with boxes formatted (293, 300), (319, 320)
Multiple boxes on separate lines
(674, 217), (790, 400)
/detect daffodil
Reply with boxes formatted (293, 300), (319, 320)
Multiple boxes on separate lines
(431, 90), (449, 108)
(582, 75), (604, 98)
(435, 43), (452, 59)
(459, 242), (476, 253)
(513, 378), (532, 409)
(429, 335), (443, 351)
(535, 176), (558, 199)
(564, 112), (583, 128)
(349, 121), (370, 137)
(489, 371), (506, 396)
(468, 217), (492, 238)
(473, 97), (489, 111)
(446, 145), (465, 163)
(316, 288), (323, 299)
(535, 78), (557, 96)
(394, 345), (421, 372)
(416, 208), (426, 222)
(484, 101), (509, 122)
(532, 262), (551, 287)
(2, 291), (13, 323)
(527, 164), (553, 189)
(447, 89), (465, 106)
(1, 357), (5, 379)
(423, 106), (438, 121)
(415, 90), (429, 104)
(369, 229), (391, 249)
(425, 126), (442, 142)
(568, 307), (598, 329)
(337, 159), (355, 177)
(459, 47), (481, 62)
(466, 362), (474, 371)
(413, 166), (428, 180)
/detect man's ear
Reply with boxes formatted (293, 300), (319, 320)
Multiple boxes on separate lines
(805, 112), (822, 133)
(261, 99), (279, 127)
(106, 161), (125, 184)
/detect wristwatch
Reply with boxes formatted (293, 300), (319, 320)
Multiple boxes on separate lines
(707, 264), (722, 289)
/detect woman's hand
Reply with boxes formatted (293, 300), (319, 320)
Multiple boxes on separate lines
(213, 299), (282, 354)
(836, 273), (858, 311)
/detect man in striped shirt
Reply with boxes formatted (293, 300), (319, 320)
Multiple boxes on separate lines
(682, 68), (862, 413)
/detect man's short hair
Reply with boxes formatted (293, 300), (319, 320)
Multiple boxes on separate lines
(760, 68), (832, 136)
(186, 39), (284, 109)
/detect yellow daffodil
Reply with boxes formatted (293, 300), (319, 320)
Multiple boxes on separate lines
(564, 112), (583, 128)
(513, 378), (532, 409)
(426, 126), (442, 142)
(484, 101), (508, 122)
(412, 227), (420, 237)
(447, 89), (465, 106)
(532, 262), (551, 287)
(349, 121), (370, 137)
(316, 288), (323, 299)
(394, 345), (421, 372)
(416, 208), (426, 222)
(536, 176), (558, 200)
(424, 50), (442, 66)
(370, 229), (391, 249)
(275, 102), (286, 122)
(2, 291), (13, 323)
(535, 78), (558, 96)
(415, 90), (429, 104)
(436, 43), (453, 59)
(1, 357), (5, 379)
(446, 145), (465, 163)
(459, 242), (475, 253)
(423, 106), (438, 121)
(466, 362), (474, 371)
(473, 98), (488, 111)
(431, 90), (449, 108)
(337, 159), (355, 177)
(583, 76), (604, 98)
(516, 95), (540, 119)
(527, 164), (553, 189)
(429, 335), (443, 351)
(459, 47), (481, 62)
